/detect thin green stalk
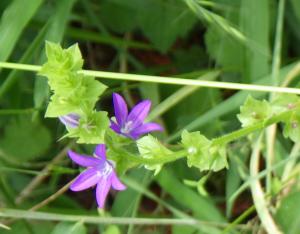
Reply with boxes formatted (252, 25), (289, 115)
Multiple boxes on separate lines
(230, 152), (300, 203)
(222, 206), (256, 234)
(212, 105), (298, 146)
(0, 21), (49, 98)
(271, 0), (285, 85)
(266, 0), (286, 195)
(0, 167), (41, 176)
(281, 143), (300, 181)
(125, 150), (187, 165)
(129, 103), (298, 167)
(1, 62), (300, 94)
(0, 208), (242, 228)
(15, 141), (75, 205)
(250, 134), (282, 234)
(66, 27), (153, 50)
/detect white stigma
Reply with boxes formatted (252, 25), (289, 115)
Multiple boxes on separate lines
(121, 121), (133, 134)
(188, 147), (197, 155)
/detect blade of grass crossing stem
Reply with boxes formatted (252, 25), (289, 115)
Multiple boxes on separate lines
(0, 0), (43, 62)
(266, 0), (285, 195)
(166, 62), (298, 142)
(0, 22), (49, 99)
(184, 0), (245, 43)
(185, 0), (269, 57)
(147, 70), (220, 121)
(239, 0), (270, 83)
(66, 27), (153, 51)
(229, 150), (300, 204)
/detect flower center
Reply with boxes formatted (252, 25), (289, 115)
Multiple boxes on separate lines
(120, 121), (133, 134)
(98, 161), (113, 177)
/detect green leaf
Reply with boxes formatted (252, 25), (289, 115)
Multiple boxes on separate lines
(272, 94), (300, 113)
(42, 42), (83, 73)
(33, 0), (78, 112)
(275, 190), (300, 234)
(137, 0), (196, 52)
(45, 75), (106, 117)
(103, 225), (121, 234)
(283, 112), (300, 142)
(105, 129), (138, 174)
(1, 221), (54, 234)
(0, 117), (51, 162)
(155, 168), (225, 223)
(66, 111), (109, 144)
(99, 0), (137, 33)
(237, 95), (272, 127)
(209, 145), (228, 171)
(239, 0), (270, 82)
(137, 135), (172, 175)
(181, 130), (210, 170)
(0, 0), (43, 61)
(41, 42), (107, 119)
(51, 222), (87, 234)
(181, 130), (228, 171)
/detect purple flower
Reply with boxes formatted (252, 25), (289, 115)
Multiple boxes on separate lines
(110, 93), (163, 139)
(68, 144), (126, 208)
(59, 113), (80, 128)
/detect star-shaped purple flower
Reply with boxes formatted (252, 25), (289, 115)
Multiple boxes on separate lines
(110, 93), (163, 139)
(68, 144), (126, 208)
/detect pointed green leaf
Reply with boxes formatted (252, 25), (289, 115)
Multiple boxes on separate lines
(237, 95), (272, 127)
(66, 111), (109, 144)
(283, 112), (300, 142)
(137, 135), (172, 175)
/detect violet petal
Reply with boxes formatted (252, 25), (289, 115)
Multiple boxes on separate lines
(94, 144), (107, 160)
(130, 122), (163, 139)
(68, 150), (102, 167)
(70, 168), (101, 191)
(111, 172), (126, 191)
(59, 113), (80, 128)
(113, 93), (128, 126)
(110, 120), (121, 134)
(96, 177), (111, 208)
(127, 100), (151, 129)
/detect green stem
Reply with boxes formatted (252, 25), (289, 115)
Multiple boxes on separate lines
(125, 150), (187, 165)
(266, 0), (286, 196)
(212, 106), (297, 146)
(1, 62), (300, 94)
(0, 208), (244, 228)
(222, 205), (256, 234)
(249, 134), (282, 234)
(127, 104), (298, 167)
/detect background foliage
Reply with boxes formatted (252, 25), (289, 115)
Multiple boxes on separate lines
(1, 0), (300, 233)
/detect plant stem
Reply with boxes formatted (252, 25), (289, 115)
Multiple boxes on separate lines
(250, 134), (282, 234)
(127, 150), (187, 165)
(1, 62), (300, 94)
(0, 208), (248, 228)
(212, 106), (298, 146)
(266, 0), (286, 195)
